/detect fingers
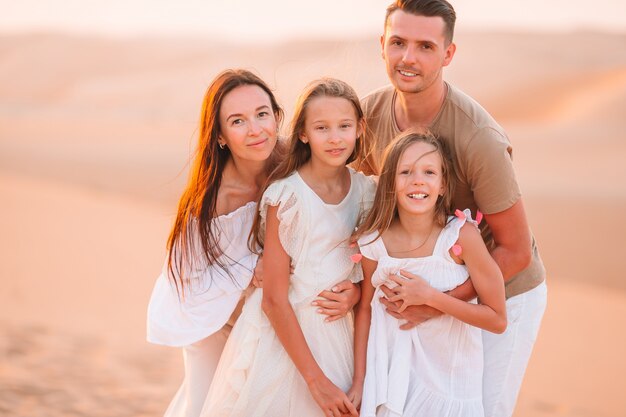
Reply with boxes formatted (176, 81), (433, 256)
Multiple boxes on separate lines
(317, 308), (343, 317)
(343, 398), (359, 416)
(398, 301), (408, 313)
(400, 321), (419, 330)
(379, 284), (400, 299)
(323, 314), (344, 323)
(331, 279), (354, 293)
(317, 290), (343, 302)
(387, 294), (403, 303)
(387, 274), (405, 286)
(379, 296), (400, 312)
(398, 269), (417, 279)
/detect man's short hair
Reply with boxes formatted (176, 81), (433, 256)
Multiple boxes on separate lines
(385, 0), (457, 43)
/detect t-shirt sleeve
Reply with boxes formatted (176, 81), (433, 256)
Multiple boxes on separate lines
(461, 127), (522, 214)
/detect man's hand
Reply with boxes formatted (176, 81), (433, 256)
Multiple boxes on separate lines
(314, 280), (361, 322)
(379, 285), (442, 330)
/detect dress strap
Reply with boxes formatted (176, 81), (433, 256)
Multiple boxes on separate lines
(433, 208), (478, 259)
(358, 231), (387, 261)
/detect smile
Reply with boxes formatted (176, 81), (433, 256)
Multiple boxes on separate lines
(408, 193), (428, 200)
(248, 138), (268, 147)
(326, 148), (346, 156)
(398, 69), (419, 77)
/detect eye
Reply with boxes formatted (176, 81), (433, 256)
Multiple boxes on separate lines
(340, 123), (353, 129)
(398, 169), (410, 175)
(391, 40), (404, 47)
(231, 118), (244, 126)
(315, 125), (327, 131)
(258, 111), (270, 118)
(421, 44), (433, 50)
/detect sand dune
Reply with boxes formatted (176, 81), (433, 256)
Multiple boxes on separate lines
(1, 31), (625, 416)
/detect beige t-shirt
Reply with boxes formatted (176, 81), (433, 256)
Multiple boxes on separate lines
(361, 83), (545, 298)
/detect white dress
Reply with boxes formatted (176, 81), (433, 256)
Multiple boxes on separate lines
(358, 210), (484, 417)
(200, 168), (376, 417)
(147, 202), (258, 417)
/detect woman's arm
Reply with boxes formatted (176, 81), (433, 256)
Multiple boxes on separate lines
(388, 223), (507, 334)
(262, 205), (358, 417)
(347, 256), (377, 408)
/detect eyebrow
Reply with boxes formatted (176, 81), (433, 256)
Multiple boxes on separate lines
(387, 34), (439, 46)
(225, 105), (271, 121)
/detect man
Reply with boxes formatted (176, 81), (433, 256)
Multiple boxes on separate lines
(361, 1), (547, 416)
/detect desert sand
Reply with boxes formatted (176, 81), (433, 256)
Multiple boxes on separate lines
(1, 31), (625, 416)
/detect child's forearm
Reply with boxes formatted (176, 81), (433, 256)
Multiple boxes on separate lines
(352, 301), (372, 383)
(428, 291), (507, 334)
(262, 297), (325, 383)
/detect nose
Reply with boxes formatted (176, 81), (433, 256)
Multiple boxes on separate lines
(248, 119), (262, 136)
(402, 45), (417, 65)
(411, 170), (424, 184)
(327, 127), (342, 144)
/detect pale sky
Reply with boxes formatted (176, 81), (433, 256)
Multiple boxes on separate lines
(1, 0), (625, 40)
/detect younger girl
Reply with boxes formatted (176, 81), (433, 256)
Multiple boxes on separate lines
(200, 78), (376, 417)
(350, 131), (507, 417)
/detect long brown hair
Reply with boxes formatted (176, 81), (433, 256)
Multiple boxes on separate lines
(167, 69), (284, 298)
(249, 77), (377, 250)
(354, 129), (454, 245)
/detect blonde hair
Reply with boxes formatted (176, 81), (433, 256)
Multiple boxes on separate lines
(354, 129), (454, 244)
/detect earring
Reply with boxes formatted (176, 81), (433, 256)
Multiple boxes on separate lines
(219, 142), (225, 150)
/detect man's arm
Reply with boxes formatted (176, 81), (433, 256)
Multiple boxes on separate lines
(484, 198), (532, 281)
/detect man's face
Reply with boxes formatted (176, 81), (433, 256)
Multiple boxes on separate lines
(381, 10), (455, 94)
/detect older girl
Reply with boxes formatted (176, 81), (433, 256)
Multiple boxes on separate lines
(201, 78), (376, 417)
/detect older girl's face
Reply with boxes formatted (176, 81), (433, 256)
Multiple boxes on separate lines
(218, 84), (278, 162)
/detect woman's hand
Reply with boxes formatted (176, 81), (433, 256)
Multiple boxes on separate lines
(308, 375), (358, 417)
(252, 255), (294, 288)
(386, 270), (437, 312)
(314, 280), (361, 322)
(252, 255), (264, 288)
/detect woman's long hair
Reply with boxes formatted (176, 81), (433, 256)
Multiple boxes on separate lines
(167, 69), (284, 298)
(354, 130), (455, 245)
(248, 77), (377, 251)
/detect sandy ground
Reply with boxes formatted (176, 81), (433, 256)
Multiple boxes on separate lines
(1, 31), (625, 416)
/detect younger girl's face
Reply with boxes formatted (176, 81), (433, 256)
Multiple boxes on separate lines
(395, 141), (445, 217)
(300, 96), (361, 168)
(218, 84), (278, 162)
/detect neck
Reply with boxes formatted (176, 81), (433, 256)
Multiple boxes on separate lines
(394, 79), (447, 130)
(395, 207), (437, 238)
(302, 158), (348, 187)
(227, 155), (267, 189)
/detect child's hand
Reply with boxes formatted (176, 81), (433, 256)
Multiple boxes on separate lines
(308, 375), (359, 417)
(386, 269), (436, 312)
(346, 381), (363, 411)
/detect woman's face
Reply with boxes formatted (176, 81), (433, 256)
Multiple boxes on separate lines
(218, 84), (278, 162)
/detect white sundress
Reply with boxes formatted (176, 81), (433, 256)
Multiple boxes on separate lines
(200, 168), (376, 417)
(147, 201), (258, 348)
(358, 209), (484, 417)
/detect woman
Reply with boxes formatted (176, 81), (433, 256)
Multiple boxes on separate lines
(147, 69), (360, 417)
